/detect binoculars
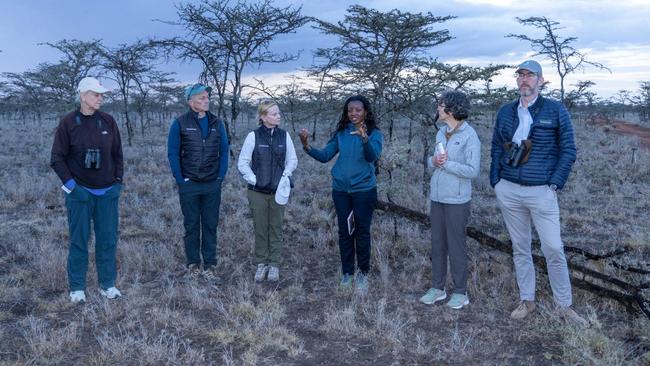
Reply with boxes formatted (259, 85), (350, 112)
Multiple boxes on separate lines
(84, 149), (101, 169)
(504, 140), (531, 168)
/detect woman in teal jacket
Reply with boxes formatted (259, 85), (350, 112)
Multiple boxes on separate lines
(299, 95), (383, 292)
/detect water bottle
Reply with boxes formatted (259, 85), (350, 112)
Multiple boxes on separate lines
(435, 142), (445, 155)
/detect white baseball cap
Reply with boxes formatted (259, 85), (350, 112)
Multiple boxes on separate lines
(77, 77), (109, 93)
(275, 176), (291, 205)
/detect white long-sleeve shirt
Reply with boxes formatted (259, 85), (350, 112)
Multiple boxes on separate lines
(237, 129), (298, 186)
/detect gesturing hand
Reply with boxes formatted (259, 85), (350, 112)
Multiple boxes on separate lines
(350, 122), (368, 141)
(299, 128), (310, 149)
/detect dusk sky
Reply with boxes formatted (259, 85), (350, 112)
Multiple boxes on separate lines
(1, 0), (648, 98)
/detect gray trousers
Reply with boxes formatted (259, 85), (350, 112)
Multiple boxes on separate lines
(430, 200), (471, 294)
(494, 179), (572, 307)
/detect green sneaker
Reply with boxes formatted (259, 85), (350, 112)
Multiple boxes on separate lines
(340, 274), (353, 287)
(355, 274), (368, 294)
(419, 288), (447, 305)
(446, 293), (469, 309)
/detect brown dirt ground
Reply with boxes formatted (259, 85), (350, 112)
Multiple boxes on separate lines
(589, 116), (650, 151)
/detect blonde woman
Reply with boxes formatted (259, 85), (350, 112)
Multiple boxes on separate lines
(238, 100), (298, 282)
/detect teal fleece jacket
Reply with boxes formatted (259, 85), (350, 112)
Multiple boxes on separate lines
(306, 123), (383, 193)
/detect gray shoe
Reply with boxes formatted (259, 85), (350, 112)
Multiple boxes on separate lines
(446, 293), (469, 309)
(419, 288), (447, 305)
(187, 263), (201, 278)
(254, 264), (268, 282)
(557, 306), (588, 327)
(510, 300), (536, 320)
(203, 265), (219, 283)
(267, 266), (279, 282)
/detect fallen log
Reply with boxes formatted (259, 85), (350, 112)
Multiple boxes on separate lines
(376, 200), (650, 319)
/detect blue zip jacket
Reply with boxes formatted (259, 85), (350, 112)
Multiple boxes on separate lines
(489, 96), (576, 189)
(307, 123), (383, 193)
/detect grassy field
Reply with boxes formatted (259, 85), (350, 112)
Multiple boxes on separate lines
(0, 109), (648, 365)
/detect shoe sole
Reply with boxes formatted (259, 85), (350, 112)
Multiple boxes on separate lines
(448, 298), (470, 309)
(420, 293), (447, 305)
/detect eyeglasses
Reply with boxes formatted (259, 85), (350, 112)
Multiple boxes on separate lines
(515, 72), (537, 79)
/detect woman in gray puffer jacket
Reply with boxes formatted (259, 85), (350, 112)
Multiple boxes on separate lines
(419, 90), (481, 310)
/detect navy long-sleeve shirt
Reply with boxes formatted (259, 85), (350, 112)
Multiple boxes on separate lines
(167, 114), (229, 184)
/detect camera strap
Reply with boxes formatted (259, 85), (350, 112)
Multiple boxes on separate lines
(75, 112), (104, 130)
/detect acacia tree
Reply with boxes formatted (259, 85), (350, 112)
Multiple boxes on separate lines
(563, 80), (596, 111)
(155, 0), (308, 141)
(40, 39), (103, 108)
(614, 89), (632, 119)
(507, 16), (610, 102)
(100, 41), (156, 145)
(634, 81), (650, 122)
(391, 58), (507, 195)
(313, 5), (455, 139)
(131, 70), (176, 136)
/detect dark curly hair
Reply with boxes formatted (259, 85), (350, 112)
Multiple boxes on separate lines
(335, 95), (378, 134)
(438, 90), (470, 121)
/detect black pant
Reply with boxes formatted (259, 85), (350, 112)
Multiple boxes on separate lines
(178, 180), (222, 268)
(332, 188), (377, 276)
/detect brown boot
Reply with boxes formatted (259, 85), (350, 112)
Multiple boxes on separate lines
(510, 300), (536, 320)
(557, 306), (588, 327)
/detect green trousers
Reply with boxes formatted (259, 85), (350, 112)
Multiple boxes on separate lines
(247, 189), (286, 266)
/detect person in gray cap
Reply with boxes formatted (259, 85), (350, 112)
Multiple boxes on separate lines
(50, 77), (124, 303)
(167, 83), (229, 282)
(489, 60), (587, 325)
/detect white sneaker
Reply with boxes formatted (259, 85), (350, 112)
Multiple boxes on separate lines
(100, 287), (122, 299)
(254, 264), (268, 282)
(267, 266), (279, 282)
(69, 290), (86, 303)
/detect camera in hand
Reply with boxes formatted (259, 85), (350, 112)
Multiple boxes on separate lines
(84, 148), (101, 169)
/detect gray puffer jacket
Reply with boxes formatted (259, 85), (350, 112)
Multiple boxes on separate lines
(428, 122), (481, 204)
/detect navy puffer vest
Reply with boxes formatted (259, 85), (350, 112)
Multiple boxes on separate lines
(250, 125), (286, 194)
(179, 111), (222, 182)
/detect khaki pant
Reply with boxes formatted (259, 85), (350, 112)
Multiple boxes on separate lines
(247, 190), (286, 266)
(494, 179), (572, 307)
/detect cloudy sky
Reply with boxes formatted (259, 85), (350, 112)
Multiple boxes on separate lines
(1, 0), (648, 98)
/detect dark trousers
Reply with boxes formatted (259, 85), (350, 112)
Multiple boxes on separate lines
(430, 200), (471, 294)
(332, 188), (377, 276)
(178, 180), (222, 268)
(65, 184), (121, 291)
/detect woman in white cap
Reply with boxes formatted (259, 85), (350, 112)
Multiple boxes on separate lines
(50, 77), (124, 303)
(237, 99), (298, 282)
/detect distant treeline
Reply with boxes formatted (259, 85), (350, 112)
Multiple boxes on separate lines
(1, 1), (649, 145)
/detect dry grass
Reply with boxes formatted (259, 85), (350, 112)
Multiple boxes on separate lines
(0, 111), (648, 365)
